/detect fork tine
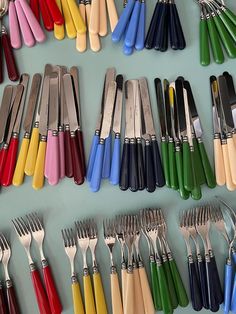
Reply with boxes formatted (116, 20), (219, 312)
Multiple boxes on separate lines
(12, 219), (22, 236)
(16, 218), (27, 235)
(26, 214), (36, 232)
(19, 217), (30, 234)
(32, 213), (43, 230)
(0, 233), (9, 250)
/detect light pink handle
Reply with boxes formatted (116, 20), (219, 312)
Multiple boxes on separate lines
(9, 1), (22, 49)
(45, 130), (52, 179)
(15, 0), (35, 47)
(59, 130), (65, 179)
(19, 0), (46, 43)
(48, 133), (60, 186)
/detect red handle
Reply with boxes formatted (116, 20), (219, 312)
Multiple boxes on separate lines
(0, 283), (8, 314)
(76, 130), (86, 177)
(43, 263), (62, 314)
(0, 147), (9, 182)
(30, 0), (40, 21)
(64, 129), (73, 178)
(70, 134), (84, 185)
(31, 268), (51, 314)
(45, 0), (64, 25)
(1, 137), (19, 186)
(0, 41), (3, 84)
(39, 0), (54, 31)
(7, 282), (20, 314)
(2, 32), (19, 82)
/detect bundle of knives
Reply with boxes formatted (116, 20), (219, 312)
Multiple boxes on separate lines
(0, 64), (86, 190)
(210, 71), (236, 192)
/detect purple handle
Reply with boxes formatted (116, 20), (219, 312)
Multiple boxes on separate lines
(19, 0), (46, 43)
(59, 130), (65, 179)
(9, 1), (22, 49)
(15, 0), (35, 47)
(45, 130), (52, 178)
(48, 133), (60, 186)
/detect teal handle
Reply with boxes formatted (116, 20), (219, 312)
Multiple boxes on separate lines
(224, 8), (236, 26)
(206, 16), (224, 64)
(161, 141), (170, 187)
(190, 151), (202, 200)
(198, 141), (216, 188)
(150, 260), (162, 310)
(183, 141), (194, 191)
(219, 11), (236, 42)
(192, 138), (205, 185)
(168, 141), (178, 190)
(175, 148), (189, 200)
(163, 260), (178, 309)
(200, 19), (210, 66)
(157, 264), (173, 314)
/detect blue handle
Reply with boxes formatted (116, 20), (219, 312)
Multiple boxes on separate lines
(112, 0), (135, 43)
(102, 133), (112, 178)
(109, 137), (121, 185)
(125, 1), (141, 47)
(135, 2), (146, 50)
(86, 133), (99, 182)
(89, 143), (105, 192)
(231, 250), (236, 264)
(224, 262), (233, 314)
(123, 44), (134, 55)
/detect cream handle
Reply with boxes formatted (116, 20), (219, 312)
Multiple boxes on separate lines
(214, 137), (225, 186)
(133, 268), (145, 314)
(110, 272), (123, 314)
(227, 136), (236, 185)
(124, 271), (134, 314)
(76, 3), (87, 52)
(233, 133), (236, 147)
(86, 4), (101, 51)
(138, 267), (155, 314)
(106, 0), (118, 32)
(121, 268), (127, 306)
(89, 0), (100, 33)
(99, 0), (107, 36)
(222, 143), (236, 191)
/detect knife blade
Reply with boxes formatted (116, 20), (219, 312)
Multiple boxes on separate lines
(164, 79), (172, 138)
(155, 78), (167, 139)
(0, 86), (13, 144)
(39, 76), (50, 137)
(175, 79), (187, 138)
(48, 74), (59, 131)
(223, 71), (236, 133)
(210, 76), (222, 135)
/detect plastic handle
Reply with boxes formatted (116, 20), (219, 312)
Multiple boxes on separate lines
(200, 19), (210, 66)
(38, 0), (54, 31)
(70, 135), (84, 185)
(45, 0), (64, 25)
(123, 44), (134, 55)
(2, 33), (19, 82)
(76, 32), (87, 53)
(54, 0), (65, 40)
(137, 141), (145, 190)
(119, 141), (130, 191)
(0, 283), (7, 314)
(90, 143), (104, 192)
(219, 11), (236, 42)
(19, 0), (46, 43)
(0, 40), (2, 83)
(227, 137), (236, 185)
(153, 2), (167, 51)
(214, 137), (225, 186)
(64, 129), (73, 178)
(32, 140), (46, 190)
(192, 138), (205, 185)
(172, 3), (186, 50)
(151, 139), (165, 187)
(183, 142), (194, 191)
(89, 0), (100, 34)
(99, 0), (107, 36)
(224, 262), (233, 314)
(157, 264), (173, 314)
(58, 131), (65, 179)
(224, 8), (236, 26)
(205, 258), (220, 312)
(145, 143), (156, 193)
(222, 143), (236, 191)
(0, 147), (9, 181)
(67, 0), (86, 33)
(87, 134), (99, 182)
(88, 26), (101, 52)
(168, 141), (178, 190)
(1, 137), (19, 186)
(129, 141), (139, 192)
(162, 260), (178, 309)
(175, 149), (190, 200)
(48, 134), (60, 186)
(9, 1), (21, 49)
(150, 260), (162, 310)
(161, 141), (170, 187)
(111, 0), (135, 43)
(197, 259), (209, 309)
(110, 137), (121, 185)
(169, 3), (178, 50)
(102, 134), (112, 179)
(210, 255), (223, 305)
(61, 0), (76, 38)
(13, 137), (29, 186)
(125, 1), (141, 48)
(110, 273), (123, 314)
(138, 267), (155, 314)
(45, 130), (52, 178)
(43, 264), (62, 314)
(133, 268), (145, 314)
(106, 0), (118, 32)
(145, 2), (161, 49)
(198, 140), (216, 188)
(6, 281), (20, 314)
(93, 272), (108, 314)
(190, 151), (202, 201)
(135, 2), (146, 50)
(30, 0), (40, 21)
(83, 274), (96, 314)
(124, 272), (134, 314)
(25, 127), (39, 176)
(188, 260), (202, 311)
(31, 268), (51, 314)
(71, 281), (85, 314)
(206, 16), (224, 64)
(121, 268), (127, 304)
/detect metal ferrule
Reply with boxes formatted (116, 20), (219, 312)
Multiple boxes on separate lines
(137, 137), (142, 144)
(52, 130), (58, 136)
(133, 261), (138, 270)
(121, 261), (127, 270)
(24, 132), (30, 139)
(59, 125), (63, 132)
(211, 11), (216, 17)
(167, 251), (173, 261)
(115, 133), (121, 139)
(92, 265), (99, 274)
(226, 257), (232, 265)
(138, 260), (144, 268)
(41, 259), (48, 268)
(188, 255), (194, 264)
(182, 136), (188, 143)
(127, 264), (133, 274)
(99, 138), (105, 145)
(156, 257), (162, 267)
(190, 145), (194, 152)
(1, 25), (7, 35)
(169, 137), (174, 143)
(197, 253), (203, 263)
(145, 139), (151, 146)
(40, 135), (47, 142)
(162, 253), (168, 263)
(205, 253), (210, 262)
(130, 138), (135, 144)
(110, 265), (117, 274)
(6, 279), (13, 288)
(95, 129), (100, 136)
(124, 137), (130, 144)
(206, 12), (211, 20)
(149, 254), (155, 263)
(34, 121), (39, 128)
(70, 130), (76, 138)
(71, 275), (78, 283)
(65, 124), (70, 131)
(12, 132), (19, 139)
(209, 249), (214, 258)
(161, 136), (167, 142)
(222, 138), (227, 145)
(197, 137), (202, 143)
(29, 263), (37, 272)
(83, 267), (89, 276)
(151, 134), (157, 141)
(214, 133), (220, 140)
(226, 132), (233, 139)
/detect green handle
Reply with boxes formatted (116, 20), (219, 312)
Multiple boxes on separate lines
(168, 141), (178, 190)
(192, 138), (205, 185)
(219, 11), (236, 42)
(175, 149), (190, 200)
(224, 8), (236, 26)
(157, 264), (173, 314)
(213, 15), (236, 58)
(198, 141), (216, 188)
(206, 16), (224, 64)
(169, 259), (189, 308)
(190, 151), (202, 200)
(150, 260), (162, 310)
(200, 19), (210, 66)
(183, 142), (194, 191)
(161, 141), (170, 188)
(163, 260), (178, 309)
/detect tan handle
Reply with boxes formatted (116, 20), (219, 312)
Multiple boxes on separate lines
(110, 273), (123, 314)
(214, 137), (225, 186)
(76, 3), (87, 52)
(133, 268), (145, 314)
(233, 133), (236, 147)
(99, 0), (107, 36)
(89, 0), (100, 33)
(106, 0), (118, 32)
(121, 268), (127, 306)
(86, 4), (101, 52)
(227, 136), (236, 185)
(124, 271), (134, 314)
(222, 143), (236, 191)
(138, 267), (155, 314)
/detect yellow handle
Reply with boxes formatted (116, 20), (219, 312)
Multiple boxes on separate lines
(214, 137), (225, 186)
(89, 0), (100, 34)
(61, 0), (76, 38)
(106, 0), (118, 32)
(133, 268), (145, 314)
(25, 127), (39, 176)
(99, 0), (107, 36)
(123, 272), (134, 314)
(83, 274), (96, 314)
(72, 281), (85, 314)
(121, 268), (127, 306)
(76, 4), (87, 52)
(222, 143), (236, 191)
(93, 272), (108, 314)
(86, 4), (101, 52)
(138, 267), (155, 314)
(12, 137), (29, 186)
(67, 0), (86, 34)
(110, 273), (123, 314)
(227, 137), (236, 185)
(32, 140), (46, 190)
(54, 0), (65, 40)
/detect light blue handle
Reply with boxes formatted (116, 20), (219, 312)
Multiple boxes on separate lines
(135, 2), (146, 50)
(90, 143), (105, 192)
(112, 0), (135, 43)
(86, 134), (99, 182)
(109, 137), (121, 185)
(123, 44), (134, 55)
(102, 133), (112, 178)
(125, 0), (141, 48)
(224, 263), (233, 314)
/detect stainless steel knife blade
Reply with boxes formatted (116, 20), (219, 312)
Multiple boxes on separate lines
(39, 76), (50, 137)
(223, 71), (236, 128)
(155, 78), (167, 138)
(210, 76), (221, 135)
(164, 79), (172, 138)
(48, 74), (59, 131)
(0, 86), (13, 144)
(113, 75), (124, 135)
(175, 79), (187, 137)
(70, 66), (81, 128)
(125, 80), (135, 139)
(134, 80), (141, 139)
(183, 88), (193, 147)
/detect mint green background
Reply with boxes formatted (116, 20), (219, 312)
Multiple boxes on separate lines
(0, 0), (236, 312)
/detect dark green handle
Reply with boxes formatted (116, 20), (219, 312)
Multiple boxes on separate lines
(161, 141), (170, 188)
(169, 259), (189, 307)
(150, 260), (162, 310)
(176, 149), (189, 200)
(206, 16), (224, 64)
(224, 8), (236, 26)
(193, 138), (205, 185)
(157, 264), (173, 314)
(168, 141), (178, 190)
(191, 151), (202, 200)
(219, 12), (236, 42)
(183, 141), (194, 192)
(163, 260), (178, 309)
(200, 19), (210, 66)
(198, 141), (216, 188)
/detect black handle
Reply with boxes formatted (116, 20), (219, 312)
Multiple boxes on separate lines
(197, 257), (209, 309)
(145, 2), (162, 49)
(210, 255), (224, 305)
(129, 140), (138, 192)
(145, 141), (156, 192)
(154, 2), (168, 51)
(151, 138), (165, 187)
(160, 7), (169, 52)
(205, 257), (220, 312)
(137, 139), (145, 190)
(188, 259), (203, 311)
(172, 3), (186, 50)
(169, 3), (179, 50)
(119, 140), (130, 191)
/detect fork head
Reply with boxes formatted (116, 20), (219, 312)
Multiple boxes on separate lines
(0, 233), (11, 264)
(75, 220), (90, 254)
(61, 228), (77, 276)
(103, 219), (116, 252)
(26, 213), (45, 246)
(179, 210), (190, 238)
(210, 206), (231, 244)
(12, 217), (32, 250)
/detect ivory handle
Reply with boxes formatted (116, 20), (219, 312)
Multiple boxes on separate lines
(222, 142), (236, 191)
(139, 267), (155, 314)
(110, 273), (123, 314)
(227, 136), (236, 185)
(133, 268), (145, 314)
(214, 137), (225, 186)
(106, 0), (118, 32)
(86, 4), (101, 51)
(89, 0), (100, 33)
(123, 271), (134, 314)
(99, 0), (107, 36)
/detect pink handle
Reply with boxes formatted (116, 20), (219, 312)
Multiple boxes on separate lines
(45, 130), (52, 178)
(19, 0), (46, 43)
(9, 1), (22, 49)
(58, 130), (65, 179)
(43, 263), (62, 314)
(15, 0), (35, 47)
(48, 133), (60, 186)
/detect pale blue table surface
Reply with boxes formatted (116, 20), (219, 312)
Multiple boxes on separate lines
(0, 0), (236, 313)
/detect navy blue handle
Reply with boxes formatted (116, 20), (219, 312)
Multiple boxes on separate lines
(119, 140), (130, 191)
(154, 2), (168, 51)
(135, 1), (146, 50)
(137, 140), (145, 190)
(210, 255), (223, 305)
(86, 133), (99, 182)
(123, 44), (134, 55)
(129, 140), (139, 192)
(188, 259), (203, 311)
(89, 143), (105, 192)
(125, 0), (141, 48)
(102, 133), (112, 178)
(145, 2), (162, 49)
(172, 3), (186, 49)
(224, 262), (233, 314)
(151, 138), (165, 187)
(110, 137), (121, 185)
(145, 142), (156, 192)
(197, 258), (209, 309)
(206, 257), (220, 312)
(169, 3), (178, 50)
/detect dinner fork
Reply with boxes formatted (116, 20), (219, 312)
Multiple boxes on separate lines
(0, 240), (9, 314)
(26, 213), (62, 314)
(12, 217), (51, 314)
(0, 233), (20, 314)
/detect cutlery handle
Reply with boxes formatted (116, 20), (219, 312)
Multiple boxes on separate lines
(205, 258), (220, 312)
(138, 266), (155, 314)
(2, 32), (19, 82)
(106, 0), (118, 32)
(190, 151), (202, 201)
(206, 16), (224, 64)
(39, 0), (54, 31)
(48, 133), (60, 186)
(89, 0), (100, 33)
(219, 11), (236, 42)
(192, 138), (205, 185)
(25, 126), (39, 176)
(32, 140), (46, 190)
(161, 140), (170, 187)
(175, 148), (190, 200)
(6, 280), (20, 314)
(119, 140), (130, 191)
(93, 271), (108, 314)
(227, 136), (236, 185)
(64, 129), (73, 178)
(157, 263), (173, 314)
(214, 137), (225, 186)
(111, 0), (135, 43)
(71, 280), (85, 314)
(168, 141), (178, 190)
(61, 0), (76, 38)
(200, 18), (210, 66)
(152, 138), (165, 187)
(110, 272), (123, 314)
(153, 2), (167, 50)
(183, 141), (194, 191)
(171, 3), (185, 49)
(77, 130), (86, 177)
(210, 255), (223, 305)
(124, 271), (134, 314)
(0, 147), (8, 181)
(169, 3), (178, 49)
(188, 259), (202, 311)
(83, 274), (96, 314)
(70, 134), (84, 185)
(133, 267), (145, 314)
(198, 140), (216, 188)
(224, 8), (236, 26)
(125, 0), (141, 48)
(67, 0), (86, 33)
(150, 260), (162, 310)
(45, 0), (64, 24)
(224, 262), (233, 314)
(87, 133), (99, 181)
(145, 142), (156, 192)
(197, 258), (209, 309)
(135, 1), (146, 50)
(145, 2), (161, 49)
(222, 142), (236, 191)
(163, 260), (178, 309)
(88, 9), (101, 51)
(58, 130), (65, 179)
(121, 267), (127, 304)
(90, 142), (104, 192)
(137, 140), (145, 190)
(129, 140), (138, 192)
(110, 136), (121, 185)
(54, 0), (65, 40)
(13, 137), (29, 186)
(30, 0), (40, 20)
(9, 1), (21, 49)
(76, 30), (87, 53)
(102, 134), (112, 179)
(45, 130), (52, 178)
(1, 137), (19, 186)
(99, 0), (107, 36)
(0, 282), (8, 314)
